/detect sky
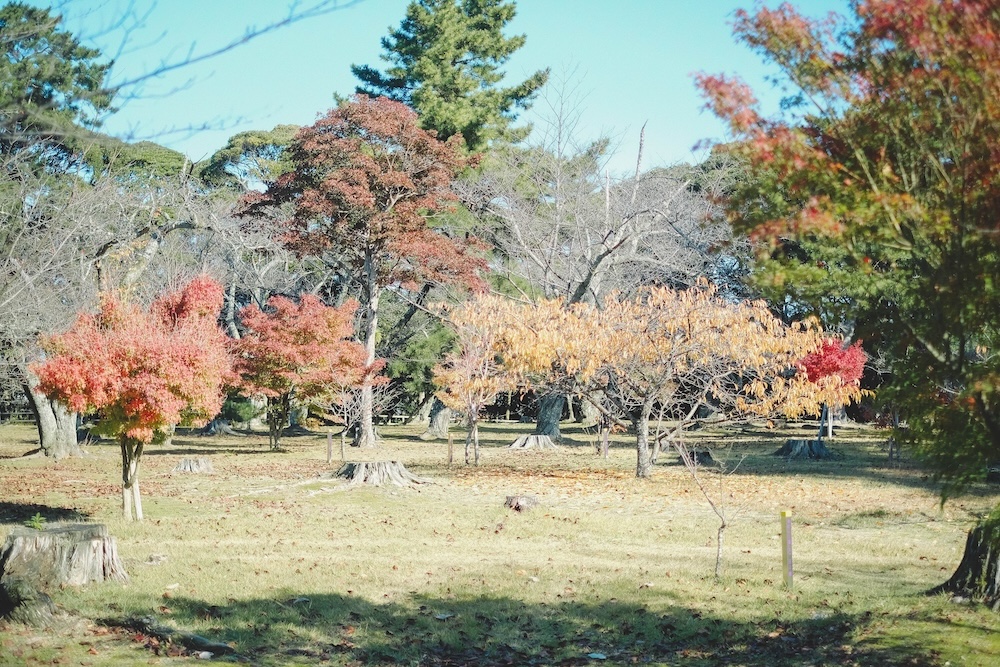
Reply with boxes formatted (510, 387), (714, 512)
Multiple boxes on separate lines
(43, 0), (848, 176)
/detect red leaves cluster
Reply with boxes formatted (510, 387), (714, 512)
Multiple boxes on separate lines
(33, 276), (231, 443)
(231, 295), (370, 403)
(800, 338), (867, 385)
(241, 95), (485, 291)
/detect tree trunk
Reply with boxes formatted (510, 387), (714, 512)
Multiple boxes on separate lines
(420, 398), (451, 440)
(930, 514), (1000, 609)
(509, 434), (559, 449)
(1, 524), (127, 626)
(120, 438), (145, 522)
(336, 461), (431, 487)
(267, 394), (291, 450)
(636, 411), (652, 478)
(535, 394), (565, 441)
(774, 438), (834, 459)
(356, 263), (380, 449)
(23, 382), (80, 460)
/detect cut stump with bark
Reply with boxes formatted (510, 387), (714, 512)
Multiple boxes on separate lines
(337, 461), (431, 487)
(929, 515), (1000, 609)
(509, 435), (559, 450)
(1, 524), (127, 626)
(173, 457), (214, 474)
(774, 438), (834, 459)
(504, 495), (539, 512)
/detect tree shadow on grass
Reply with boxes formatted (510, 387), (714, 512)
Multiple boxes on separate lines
(0, 501), (90, 524)
(108, 591), (950, 666)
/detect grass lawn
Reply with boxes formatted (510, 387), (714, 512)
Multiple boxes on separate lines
(2, 419), (1000, 666)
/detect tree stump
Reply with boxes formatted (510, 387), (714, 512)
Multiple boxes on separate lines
(930, 515), (1000, 609)
(774, 438), (834, 459)
(504, 495), (538, 512)
(173, 457), (214, 473)
(1, 524), (127, 626)
(509, 435), (559, 450)
(336, 461), (431, 487)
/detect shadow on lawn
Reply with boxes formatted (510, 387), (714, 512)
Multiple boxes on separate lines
(0, 500), (90, 524)
(118, 591), (947, 666)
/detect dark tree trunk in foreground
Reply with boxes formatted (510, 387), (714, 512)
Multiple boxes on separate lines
(930, 515), (1000, 610)
(535, 394), (564, 441)
(1, 524), (127, 626)
(23, 382), (80, 460)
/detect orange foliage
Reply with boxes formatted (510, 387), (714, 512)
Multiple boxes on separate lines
(33, 276), (231, 444)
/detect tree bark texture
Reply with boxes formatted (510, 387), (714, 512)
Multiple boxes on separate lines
(356, 260), (380, 449)
(930, 515), (1000, 609)
(534, 394), (565, 441)
(336, 461), (431, 487)
(465, 419), (481, 465)
(120, 438), (145, 521)
(173, 458), (214, 473)
(23, 381), (80, 460)
(420, 398), (451, 440)
(774, 438), (834, 459)
(509, 435), (559, 450)
(634, 406), (654, 478)
(1, 524), (127, 626)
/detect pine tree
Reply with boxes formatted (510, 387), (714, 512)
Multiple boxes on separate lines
(351, 0), (548, 151)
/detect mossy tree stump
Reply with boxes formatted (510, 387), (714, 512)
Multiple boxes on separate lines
(337, 461), (431, 487)
(1, 524), (127, 626)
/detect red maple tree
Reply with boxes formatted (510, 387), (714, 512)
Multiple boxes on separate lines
(32, 276), (231, 521)
(801, 339), (867, 386)
(240, 95), (485, 447)
(232, 294), (370, 450)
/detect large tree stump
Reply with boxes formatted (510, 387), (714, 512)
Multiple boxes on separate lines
(1, 524), (127, 626)
(509, 435), (559, 450)
(774, 438), (834, 459)
(173, 457), (214, 473)
(336, 461), (431, 487)
(930, 515), (1000, 609)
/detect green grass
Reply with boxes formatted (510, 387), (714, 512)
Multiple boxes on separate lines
(2, 420), (1000, 665)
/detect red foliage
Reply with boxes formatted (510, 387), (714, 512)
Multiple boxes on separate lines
(33, 277), (231, 443)
(232, 295), (371, 403)
(239, 94), (486, 291)
(801, 339), (867, 385)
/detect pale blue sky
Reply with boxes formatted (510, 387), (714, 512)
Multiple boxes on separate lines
(44, 0), (847, 175)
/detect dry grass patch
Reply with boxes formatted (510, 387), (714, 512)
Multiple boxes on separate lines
(1, 421), (999, 665)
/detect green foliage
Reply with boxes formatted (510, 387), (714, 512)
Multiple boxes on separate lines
(352, 0), (548, 151)
(385, 320), (456, 413)
(698, 3), (1000, 494)
(220, 394), (259, 426)
(23, 512), (46, 530)
(198, 124), (299, 189)
(0, 2), (113, 160)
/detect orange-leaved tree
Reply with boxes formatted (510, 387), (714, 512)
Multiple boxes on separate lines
(238, 95), (485, 448)
(32, 276), (231, 521)
(433, 295), (520, 465)
(232, 295), (370, 450)
(593, 283), (862, 477)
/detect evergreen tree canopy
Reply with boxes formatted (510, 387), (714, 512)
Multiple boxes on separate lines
(351, 0), (548, 151)
(1, 2), (113, 157)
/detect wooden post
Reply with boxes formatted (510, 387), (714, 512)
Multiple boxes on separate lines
(448, 433), (454, 465)
(326, 433), (333, 464)
(781, 510), (793, 590)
